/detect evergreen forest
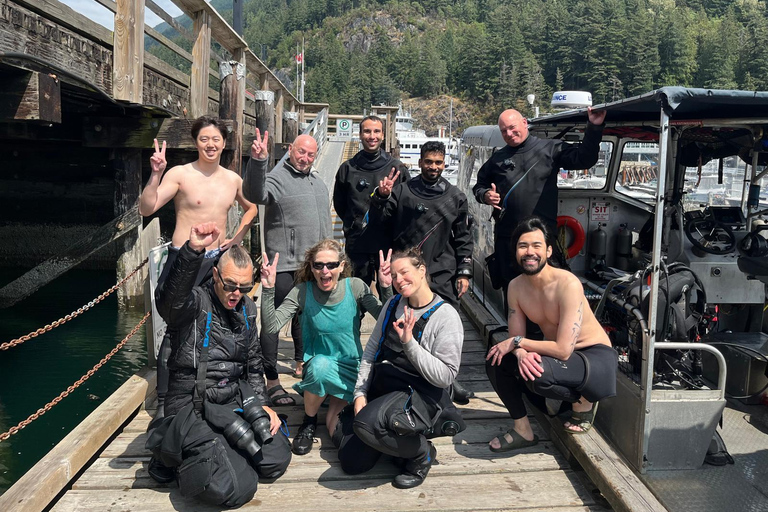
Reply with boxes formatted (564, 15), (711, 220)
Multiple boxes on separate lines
(152, 0), (768, 125)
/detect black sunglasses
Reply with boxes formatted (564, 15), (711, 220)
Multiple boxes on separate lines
(215, 269), (253, 293)
(221, 282), (254, 294)
(312, 261), (341, 270)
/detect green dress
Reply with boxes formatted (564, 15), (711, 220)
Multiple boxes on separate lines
(294, 279), (361, 402)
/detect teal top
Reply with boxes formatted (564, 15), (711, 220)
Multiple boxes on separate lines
(261, 277), (393, 401)
(300, 279), (359, 362)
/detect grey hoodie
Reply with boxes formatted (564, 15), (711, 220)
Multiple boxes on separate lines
(243, 157), (332, 271)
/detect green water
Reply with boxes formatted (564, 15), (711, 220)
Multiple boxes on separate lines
(0, 268), (148, 495)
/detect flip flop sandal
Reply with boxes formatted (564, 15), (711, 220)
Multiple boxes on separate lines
(489, 428), (539, 453)
(564, 402), (599, 435)
(267, 385), (296, 406)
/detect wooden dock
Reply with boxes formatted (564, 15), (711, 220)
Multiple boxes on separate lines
(7, 309), (612, 512)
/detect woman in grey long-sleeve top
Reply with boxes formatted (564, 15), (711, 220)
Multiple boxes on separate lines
(336, 247), (464, 490)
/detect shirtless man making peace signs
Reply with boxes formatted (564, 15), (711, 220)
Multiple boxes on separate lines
(139, 116), (258, 257)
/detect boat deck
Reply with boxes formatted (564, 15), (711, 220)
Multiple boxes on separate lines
(643, 400), (768, 512)
(47, 312), (613, 512)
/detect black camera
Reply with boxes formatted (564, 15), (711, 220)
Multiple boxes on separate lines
(242, 396), (273, 447)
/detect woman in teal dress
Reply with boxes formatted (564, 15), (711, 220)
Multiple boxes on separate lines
(260, 239), (392, 455)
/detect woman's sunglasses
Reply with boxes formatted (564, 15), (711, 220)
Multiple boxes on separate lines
(312, 261), (341, 270)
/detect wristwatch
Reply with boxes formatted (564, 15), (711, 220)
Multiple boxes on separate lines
(511, 335), (523, 351)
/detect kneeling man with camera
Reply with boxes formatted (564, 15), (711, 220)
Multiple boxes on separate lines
(146, 222), (291, 507)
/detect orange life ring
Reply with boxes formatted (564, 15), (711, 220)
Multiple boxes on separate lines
(557, 216), (586, 259)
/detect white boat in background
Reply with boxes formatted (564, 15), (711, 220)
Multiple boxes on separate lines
(396, 105), (459, 182)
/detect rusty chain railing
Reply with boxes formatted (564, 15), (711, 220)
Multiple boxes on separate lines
(0, 258), (148, 351)
(0, 311), (150, 442)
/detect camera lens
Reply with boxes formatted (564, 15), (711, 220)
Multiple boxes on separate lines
(223, 417), (261, 457)
(242, 402), (274, 446)
(442, 420), (460, 437)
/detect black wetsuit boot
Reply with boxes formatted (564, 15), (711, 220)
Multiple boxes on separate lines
(393, 441), (437, 489)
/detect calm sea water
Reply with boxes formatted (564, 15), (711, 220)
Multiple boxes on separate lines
(0, 268), (148, 494)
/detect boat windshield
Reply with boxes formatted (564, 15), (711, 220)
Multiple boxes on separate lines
(556, 142), (613, 190)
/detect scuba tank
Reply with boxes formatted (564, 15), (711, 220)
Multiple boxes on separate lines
(589, 223), (607, 270)
(616, 223), (632, 270)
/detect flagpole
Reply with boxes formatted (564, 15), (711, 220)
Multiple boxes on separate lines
(296, 42), (299, 98)
(301, 36), (305, 103)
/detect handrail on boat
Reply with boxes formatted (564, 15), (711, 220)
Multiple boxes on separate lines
(654, 342), (727, 399)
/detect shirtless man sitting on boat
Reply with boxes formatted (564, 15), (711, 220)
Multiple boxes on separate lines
(138, 115), (258, 285)
(485, 216), (617, 451)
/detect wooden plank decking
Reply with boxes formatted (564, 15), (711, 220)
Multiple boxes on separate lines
(48, 313), (611, 512)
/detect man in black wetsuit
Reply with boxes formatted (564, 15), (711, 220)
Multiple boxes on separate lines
(472, 107), (606, 292)
(370, 140), (473, 309)
(333, 115), (409, 284)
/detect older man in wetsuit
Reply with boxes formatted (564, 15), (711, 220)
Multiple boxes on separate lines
(485, 217), (617, 451)
(472, 108), (606, 292)
(243, 132), (332, 406)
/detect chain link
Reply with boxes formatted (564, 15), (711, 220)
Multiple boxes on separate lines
(1, 258), (149, 351)
(0, 312), (150, 442)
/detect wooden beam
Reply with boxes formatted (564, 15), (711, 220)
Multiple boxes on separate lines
(254, 90), (275, 163)
(219, 48), (246, 175)
(112, 149), (143, 307)
(0, 368), (156, 512)
(190, 9), (211, 119)
(0, 70), (61, 123)
(113, 0), (146, 103)
(145, 0), (192, 41)
(155, 117), (233, 149)
(82, 116), (162, 148)
(275, 87), (283, 144)
(1, 0), (113, 94)
(283, 109), (298, 145)
(12, 0), (112, 45)
(170, 0), (246, 55)
(0, 208), (141, 308)
(90, 0), (197, 69)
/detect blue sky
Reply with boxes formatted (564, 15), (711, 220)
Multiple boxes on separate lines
(59, 0), (183, 30)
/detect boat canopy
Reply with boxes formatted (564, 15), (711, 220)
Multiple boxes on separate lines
(530, 86), (768, 125)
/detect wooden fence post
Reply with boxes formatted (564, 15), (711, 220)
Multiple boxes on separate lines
(191, 10), (211, 118)
(254, 88), (275, 165)
(112, 149), (144, 308)
(283, 110), (298, 144)
(113, 0), (145, 102)
(219, 47), (246, 175)
(275, 88), (284, 144)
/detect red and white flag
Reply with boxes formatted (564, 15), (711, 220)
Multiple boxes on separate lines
(295, 53), (303, 64)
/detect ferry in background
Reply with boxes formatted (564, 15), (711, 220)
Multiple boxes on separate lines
(395, 105), (459, 183)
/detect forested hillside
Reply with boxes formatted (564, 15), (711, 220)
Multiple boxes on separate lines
(155, 0), (768, 127)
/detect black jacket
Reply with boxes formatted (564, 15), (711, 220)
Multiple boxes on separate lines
(370, 175), (473, 279)
(333, 149), (408, 254)
(472, 124), (604, 238)
(156, 243), (266, 416)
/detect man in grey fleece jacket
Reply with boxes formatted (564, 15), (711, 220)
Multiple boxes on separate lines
(243, 131), (332, 405)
